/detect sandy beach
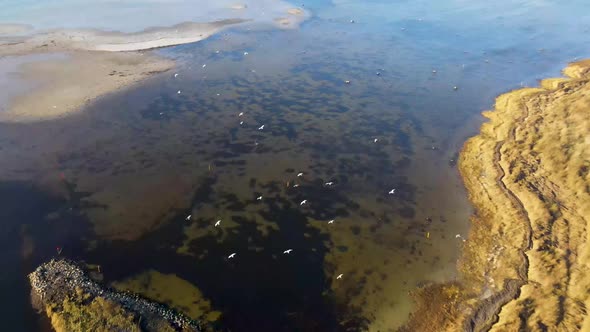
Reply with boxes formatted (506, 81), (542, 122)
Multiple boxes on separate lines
(0, 2), (308, 122)
(404, 59), (590, 331)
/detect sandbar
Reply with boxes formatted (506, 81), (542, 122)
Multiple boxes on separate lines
(0, 52), (174, 122)
(0, 1), (309, 122)
(0, 23), (32, 35)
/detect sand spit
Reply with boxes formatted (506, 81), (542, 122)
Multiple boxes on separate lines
(0, 2), (309, 122)
(403, 60), (590, 331)
(29, 259), (201, 331)
(0, 19), (245, 54)
(0, 19), (241, 122)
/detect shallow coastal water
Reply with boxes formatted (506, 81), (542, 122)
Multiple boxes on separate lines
(0, 0), (305, 33)
(1, 0), (590, 331)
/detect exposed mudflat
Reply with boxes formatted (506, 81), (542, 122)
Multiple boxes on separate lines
(0, 0), (308, 122)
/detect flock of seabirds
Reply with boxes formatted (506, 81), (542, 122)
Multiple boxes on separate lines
(181, 162), (395, 281)
(46, 31), (474, 288)
(165, 36), (472, 282)
(176, 58), (402, 282)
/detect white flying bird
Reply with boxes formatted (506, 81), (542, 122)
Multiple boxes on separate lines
(228, 253), (236, 259)
(244, 51), (249, 55)
(328, 219), (335, 224)
(325, 182), (334, 186)
(388, 189), (396, 195)
(174, 73), (179, 78)
(293, 184), (300, 188)
(257, 195), (263, 201)
(239, 112), (244, 116)
(336, 274), (343, 279)
(455, 234), (461, 238)
(177, 90), (181, 94)
(297, 172), (303, 177)
(258, 125), (265, 130)
(374, 138), (378, 143)
(240, 121), (244, 125)
(202, 64), (207, 68)
(283, 249), (293, 254)
(300, 200), (308, 206)
(215, 220), (221, 227)
(185, 214), (191, 221)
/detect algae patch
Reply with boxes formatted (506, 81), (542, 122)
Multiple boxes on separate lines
(112, 270), (222, 323)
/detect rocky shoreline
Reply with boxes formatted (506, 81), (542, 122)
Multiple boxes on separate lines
(29, 259), (202, 331)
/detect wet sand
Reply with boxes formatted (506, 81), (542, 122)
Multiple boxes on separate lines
(0, 23), (32, 35)
(0, 2), (308, 122)
(0, 52), (174, 122)
(0, 20), (246, 54)
(405, 59), (590, 331)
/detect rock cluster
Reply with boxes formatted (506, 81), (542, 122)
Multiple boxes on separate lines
(29, 259), (201, 331)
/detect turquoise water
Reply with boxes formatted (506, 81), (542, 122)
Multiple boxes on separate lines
(1, 0), (590, 331)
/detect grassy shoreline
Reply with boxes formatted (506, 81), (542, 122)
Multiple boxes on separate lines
(403, 59), (590, 331)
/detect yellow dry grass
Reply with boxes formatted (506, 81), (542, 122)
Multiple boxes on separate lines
(403, 59), (590, 331)
(46, 288), (141, 332)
